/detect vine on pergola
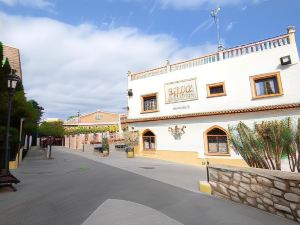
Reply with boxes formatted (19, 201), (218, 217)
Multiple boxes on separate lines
(64, 125), (119, 136)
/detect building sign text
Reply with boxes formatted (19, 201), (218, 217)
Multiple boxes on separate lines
(165, 78), (198, 104)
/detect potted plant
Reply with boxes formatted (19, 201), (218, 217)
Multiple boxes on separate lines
(102, 137), (109, 157)
(124, 131), (139, 158)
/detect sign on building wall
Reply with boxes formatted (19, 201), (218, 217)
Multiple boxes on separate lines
(165, 78), (198, 104)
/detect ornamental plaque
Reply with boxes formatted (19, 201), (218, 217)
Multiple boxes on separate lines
(165, 78), (198, 104)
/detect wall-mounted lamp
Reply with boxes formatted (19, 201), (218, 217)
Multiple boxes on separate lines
(280, 55), (291, 65)
(128, 89), (133, 97)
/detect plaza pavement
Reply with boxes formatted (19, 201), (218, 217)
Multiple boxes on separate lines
(58, 146), (207, 193)
(0, 147), (297, 225)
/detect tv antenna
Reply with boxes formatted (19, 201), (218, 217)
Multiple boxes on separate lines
(210, 7), (224, 51)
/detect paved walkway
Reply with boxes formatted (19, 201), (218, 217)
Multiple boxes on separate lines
(0, 147), (297, 225)
(58, 147), (206, 193)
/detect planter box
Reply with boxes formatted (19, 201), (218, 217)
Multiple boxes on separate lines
(102, 151), (109, 157)
(127, 152), (134, 158)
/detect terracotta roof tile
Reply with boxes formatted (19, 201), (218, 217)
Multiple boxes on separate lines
(124, 103), (300, 124)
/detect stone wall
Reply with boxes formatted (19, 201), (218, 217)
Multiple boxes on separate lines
(209, 165), (300, 222)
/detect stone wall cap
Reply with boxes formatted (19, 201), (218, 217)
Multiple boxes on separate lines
(210, 164), (300, 181)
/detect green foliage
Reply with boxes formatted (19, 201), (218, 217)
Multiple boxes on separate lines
(67, 115), (77, 120)
(64, 125), (119, 135)
(0, 126), (19, 161)
(229, 118), (300, 172)
(124, 131), (139, 147)
(38, 121), (65, 137)
(0, 42), (43, 163)
(102, 137), (109, 152)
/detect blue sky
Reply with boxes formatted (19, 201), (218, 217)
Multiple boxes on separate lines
(0, 0), (299, 119)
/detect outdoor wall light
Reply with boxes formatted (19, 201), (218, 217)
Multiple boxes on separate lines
(128, 89), (133, 97)
(280, 55), (291, 65)
(7, 70), (20, 91)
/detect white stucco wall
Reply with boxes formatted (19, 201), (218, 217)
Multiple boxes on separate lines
(127, 30), (300, 159)
(133, 109), (300, 158)
(128, 34), (300, 119)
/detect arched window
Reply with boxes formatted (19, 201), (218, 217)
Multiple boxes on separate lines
(143, 130), (156, 150)
(205, 126), (229, 154)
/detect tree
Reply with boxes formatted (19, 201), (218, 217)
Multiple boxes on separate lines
(38, 121), (64, 137)
(0, 41), (43, 164)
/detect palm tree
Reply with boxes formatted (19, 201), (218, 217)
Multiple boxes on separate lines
(229, 118), (300, 172)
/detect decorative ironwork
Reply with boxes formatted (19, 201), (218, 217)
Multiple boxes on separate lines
(168, 125), (186, 140)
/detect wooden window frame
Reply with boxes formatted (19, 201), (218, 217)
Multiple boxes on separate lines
(142, 129), (156, 151)
(140, 93), (159, 114)
(206, 82), (226, 98)
(203, 125), (230, 156)
(250, 71), (283, 100)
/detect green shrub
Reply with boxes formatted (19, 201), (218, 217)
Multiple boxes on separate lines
(102, 137), (109, 152)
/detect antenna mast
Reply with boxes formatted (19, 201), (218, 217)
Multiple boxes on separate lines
(210, 7), (223, 51)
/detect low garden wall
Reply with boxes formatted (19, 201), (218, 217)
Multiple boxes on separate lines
(209, 165), (300, 222)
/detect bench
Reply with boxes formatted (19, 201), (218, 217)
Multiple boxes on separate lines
(0, 170), (20, 192)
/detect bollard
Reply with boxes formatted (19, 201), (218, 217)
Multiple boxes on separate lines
(206, 161), (210, 182)
(47, 145), (50, 159)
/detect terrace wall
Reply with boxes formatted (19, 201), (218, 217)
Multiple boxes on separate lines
(209, 165), (300, 222)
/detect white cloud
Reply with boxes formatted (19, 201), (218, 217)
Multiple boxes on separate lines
(114, 0), (265, 10)
(157, 0), (259, 10)
(0, 12), (216, 119)
(0, 0), (53, 9)
(241, 5), (247, 10)
(226, 22), (234, 31)
(190, 19), (215, 37)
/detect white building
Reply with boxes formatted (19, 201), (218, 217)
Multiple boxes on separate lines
(126, 27), (300, 167)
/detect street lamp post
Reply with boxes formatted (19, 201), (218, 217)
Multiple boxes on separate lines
(4, 70), (20, 175)
(0, 70), (21, 191)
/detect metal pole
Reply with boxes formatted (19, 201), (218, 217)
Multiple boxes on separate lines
(206, 161), (210, 183)
(4, 93), (12, 175)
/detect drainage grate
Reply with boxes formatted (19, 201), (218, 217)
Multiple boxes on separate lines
(140, 166), (155, 170)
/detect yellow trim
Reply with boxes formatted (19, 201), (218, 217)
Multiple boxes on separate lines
(133, 145), (139, 155)
(9, 161), (18, 169)
(139, 149), (247, 167)
(127, 152), (134, 158)
(9, 153), (19, 169)
(203, 125), (230, 156)
(199, 181), (212, 194)
(201, 157), (248, 167)
(250, 71), (283, 99)
(206, 82), (226, 98)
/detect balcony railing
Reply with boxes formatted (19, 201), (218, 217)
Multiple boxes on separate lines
(170, 53), (219, 72)
(221, 34), (290, 60)
(130, 34), (291, 81)
(131, 66), (167, 81)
